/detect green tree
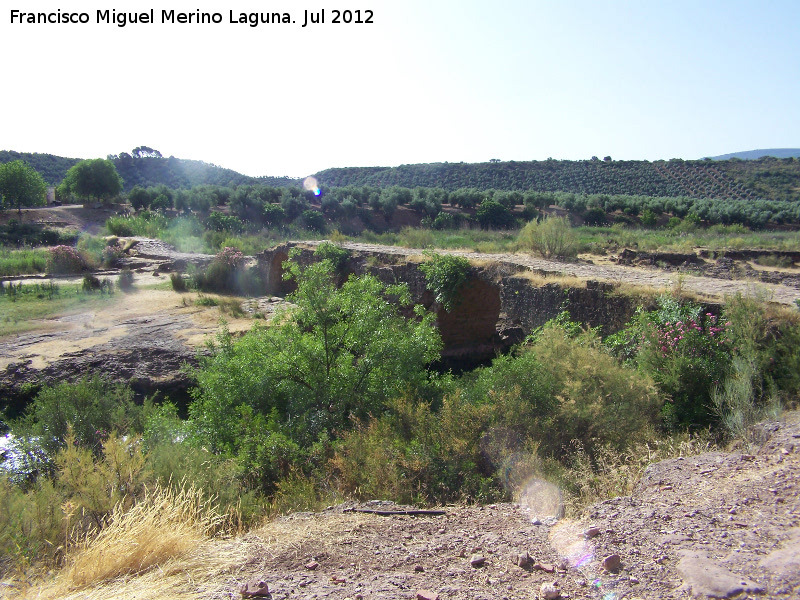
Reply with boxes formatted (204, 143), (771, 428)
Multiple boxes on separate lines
(0, 160), (47, 214)
(189, 258), (443, 456)
(60, 159), (123, 203)
(475, 200), (516, 229)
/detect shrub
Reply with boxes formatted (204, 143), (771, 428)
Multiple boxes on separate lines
(418, 251), (471, 312)
(170, 271), (188, 292)
(432, 211), (456, 230)
(46, 245), (85, 274)
(262, 203), (286, 226)
(313, 241), (350, 274)
(118, 269), (135, 291)
(189, 261), (442, 491)
(640, 209), (659, 227)
(475, 200), (516, 230)
(11, 377), (141, 460)
(301, 209), (326, 232)
(517, 216), (577, 259)
(204, 211), (244, 233)
(331, 394), (503, 505)
(102, 241), (126, 267)
(150, 193), (172, 212)
(723, 294), (800, 400)
(583, 206), (607, 226)
(473, 325), (661, 458)
(607, 297), (730, 429)
(82, 274), (113, 294)
(192, 246), (246, 293)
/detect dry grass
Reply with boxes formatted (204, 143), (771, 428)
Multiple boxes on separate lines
(13, 486), (244, 600)
(515, 269), (587, 289)
(559, 431), (718, 517)
(247, 510), (376, 565)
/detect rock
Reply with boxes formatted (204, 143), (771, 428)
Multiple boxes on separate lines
(240, 579), (269, 598)
(583, 527), (601, 539)
(514, 551), (532, 567)
(305, 560), (319, 570)
(535, 563), (556, 574)
(759, 528), (800, 582)
(470, 554), (486, 567)
(677, 551), (764, 598)
(416, 590), (439, 600)
(540, 582), (560, 599)
(414, 564), (425, 572)
(601, 554), (622, 572)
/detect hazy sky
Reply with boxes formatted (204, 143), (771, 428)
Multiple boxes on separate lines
(2, 0), (798, 177)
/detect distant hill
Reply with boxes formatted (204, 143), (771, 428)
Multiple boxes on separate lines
(313, 157), (800, 202)
(2, 150), (799, 203)
(0, 150), (81, 185)
(0, 150), (298, 191)
(709, 149), (800, 160)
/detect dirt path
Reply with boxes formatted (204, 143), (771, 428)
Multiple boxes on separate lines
(301, 241), (800, 306)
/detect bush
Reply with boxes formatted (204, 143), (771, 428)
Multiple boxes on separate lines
(583, 206), (607, 226)
(9, 377), (141, 484)
(82, 274), (113, 294)
(640, 209), (659, 227)
(192, 247), (246, 293)
(472, 324), (661, 459)
(606, 297), (730, 429)
(331, 394), (503, 505)
(301, 209), (326, 232)
(418, 251), (471, 312)
(431, 212), (456, 230)
(118, 269), (135, 291)
(102, 240), (126, 267)
(262, 203), (286, 226)
(517, 216), (577, 259)
(313, 241), (350, 274)
(170, 271), (188, 292)
(46, 245), (85, 274)
(475, 200), (516, 230)
(189, 261), (442, 491)
(205, 211), (244, 233)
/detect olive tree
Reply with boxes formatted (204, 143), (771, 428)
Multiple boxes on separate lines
(60, 158), (123, 203)
(0, 160), (47, 214)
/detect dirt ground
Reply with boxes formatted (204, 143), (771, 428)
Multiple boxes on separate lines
(0, 204), (119, 236)
(0, 272), (256, 374)
(196, 411), (798, 600)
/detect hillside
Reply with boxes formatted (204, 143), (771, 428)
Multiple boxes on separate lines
(3, 149), (800, 203)
(312, 158), (800, 202)
(0, 150), (298, 191)
(710, 148), (800, 160)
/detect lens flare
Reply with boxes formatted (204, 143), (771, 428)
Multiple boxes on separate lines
(517, 478), (564, 520)
(549, 520), (594, 568)
(303, 176), (321, 196)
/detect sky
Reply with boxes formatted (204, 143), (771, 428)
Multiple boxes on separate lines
(2, 0), (799, 178)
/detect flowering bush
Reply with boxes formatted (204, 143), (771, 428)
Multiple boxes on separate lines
(102, 242), (126, 267)
(46, 245), (85, 274)
(215, 247), (246, 269)
(606, 297), (730, 429)
(193, 247), (247, 293)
